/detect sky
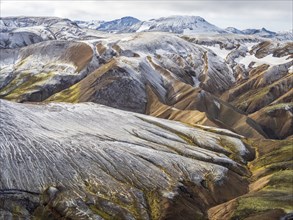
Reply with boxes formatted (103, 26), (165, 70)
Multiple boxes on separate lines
(1, 0), (292, 31)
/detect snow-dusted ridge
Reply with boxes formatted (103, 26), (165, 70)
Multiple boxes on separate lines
(125, 15), (227, 34)
(0, 99), (252, 218)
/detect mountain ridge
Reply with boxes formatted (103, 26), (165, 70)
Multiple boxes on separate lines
(2, 15), (291, 40)
(73, 15), (292, 40)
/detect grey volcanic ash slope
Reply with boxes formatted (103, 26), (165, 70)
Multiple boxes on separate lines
(0, 99), (252, 219)
(1, 100), (292, 220)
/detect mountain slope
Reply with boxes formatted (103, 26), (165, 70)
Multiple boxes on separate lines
(209, 138), (293, 220)
(225, 27), (244, 34)
(0, 16), (78, 30)
(126, 15), (227, 34)
(0, 99), (253, 219)
(242, 28), (277, 38)
(0, 40), (95, 102)
(97, 16), (140, 33)
(75, 17), (140, 32)
(1, 99), (292, 219)
(75, 20), (105, 29)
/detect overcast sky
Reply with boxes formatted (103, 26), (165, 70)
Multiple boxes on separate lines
(1, 0), (292, 31)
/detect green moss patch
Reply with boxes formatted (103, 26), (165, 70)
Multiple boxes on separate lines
(48, 83), (81, 103)
(232, 194), (291, 220)
(227, 138), (293, 220)
(232, 170), (293, 219)
(144, 190), (163, 220)
(264, 103), (293, 112)
(1, 72), (54, 101)
(251, 145), (293, 172)
(267, 170), (293, 192)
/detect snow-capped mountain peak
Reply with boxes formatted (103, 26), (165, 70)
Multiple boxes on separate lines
(225, 27), (243, 34)
(75, 16), (140, 32)
(0, 16), (78, 32)
(242, 27), (276, 37)
(128, 15), (227, 34)
(97, 16), (140, 33)
(150, 15), (207, 24)
(224, 26), (292, 40)
(75, 20), (105, 29)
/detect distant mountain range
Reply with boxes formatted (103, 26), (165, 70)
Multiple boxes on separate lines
(74, 15), (292, 40)
(126, 15), (226, 34)
(74, 15), (227, 34)
(225, 27), (277, 38)
(0, 15), (291, 40)
(76, 16), (140, 33)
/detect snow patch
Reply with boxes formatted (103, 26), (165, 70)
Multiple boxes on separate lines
(214, 100), (221, 109)
(205, 45), (231, 59)
(289, 65), (293, 74)
(237, 54), (292, 68)
(137, 23), (152, 32)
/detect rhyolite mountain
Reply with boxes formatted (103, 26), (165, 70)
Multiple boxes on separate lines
(0, 16), (292, 219)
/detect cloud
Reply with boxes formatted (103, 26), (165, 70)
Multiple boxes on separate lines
(1, 0), (292, 31)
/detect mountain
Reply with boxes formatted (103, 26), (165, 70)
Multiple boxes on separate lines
(242, 28), (276, 37)
(242, 27), (277, 38)
(126, 15), (227, 34)
(97, 16), (140, 33)
(75, 16), (140, 33)
(75, 19), (105, 29)
(225, 27), (277, 37)
(225, 27), (293, 40)
(0, 29), (269, 139)
(1, 99), (292, 220)
(225, 27), (244, 34)
(0, 16), (292, 220)
(0, 98), (253, 219)
(275, 30), (293, 41)
(75, 15), (292, 40)
(0, 16), (78, 31)
(218, 40), (293, 139)
(0, 16), (93, 48)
